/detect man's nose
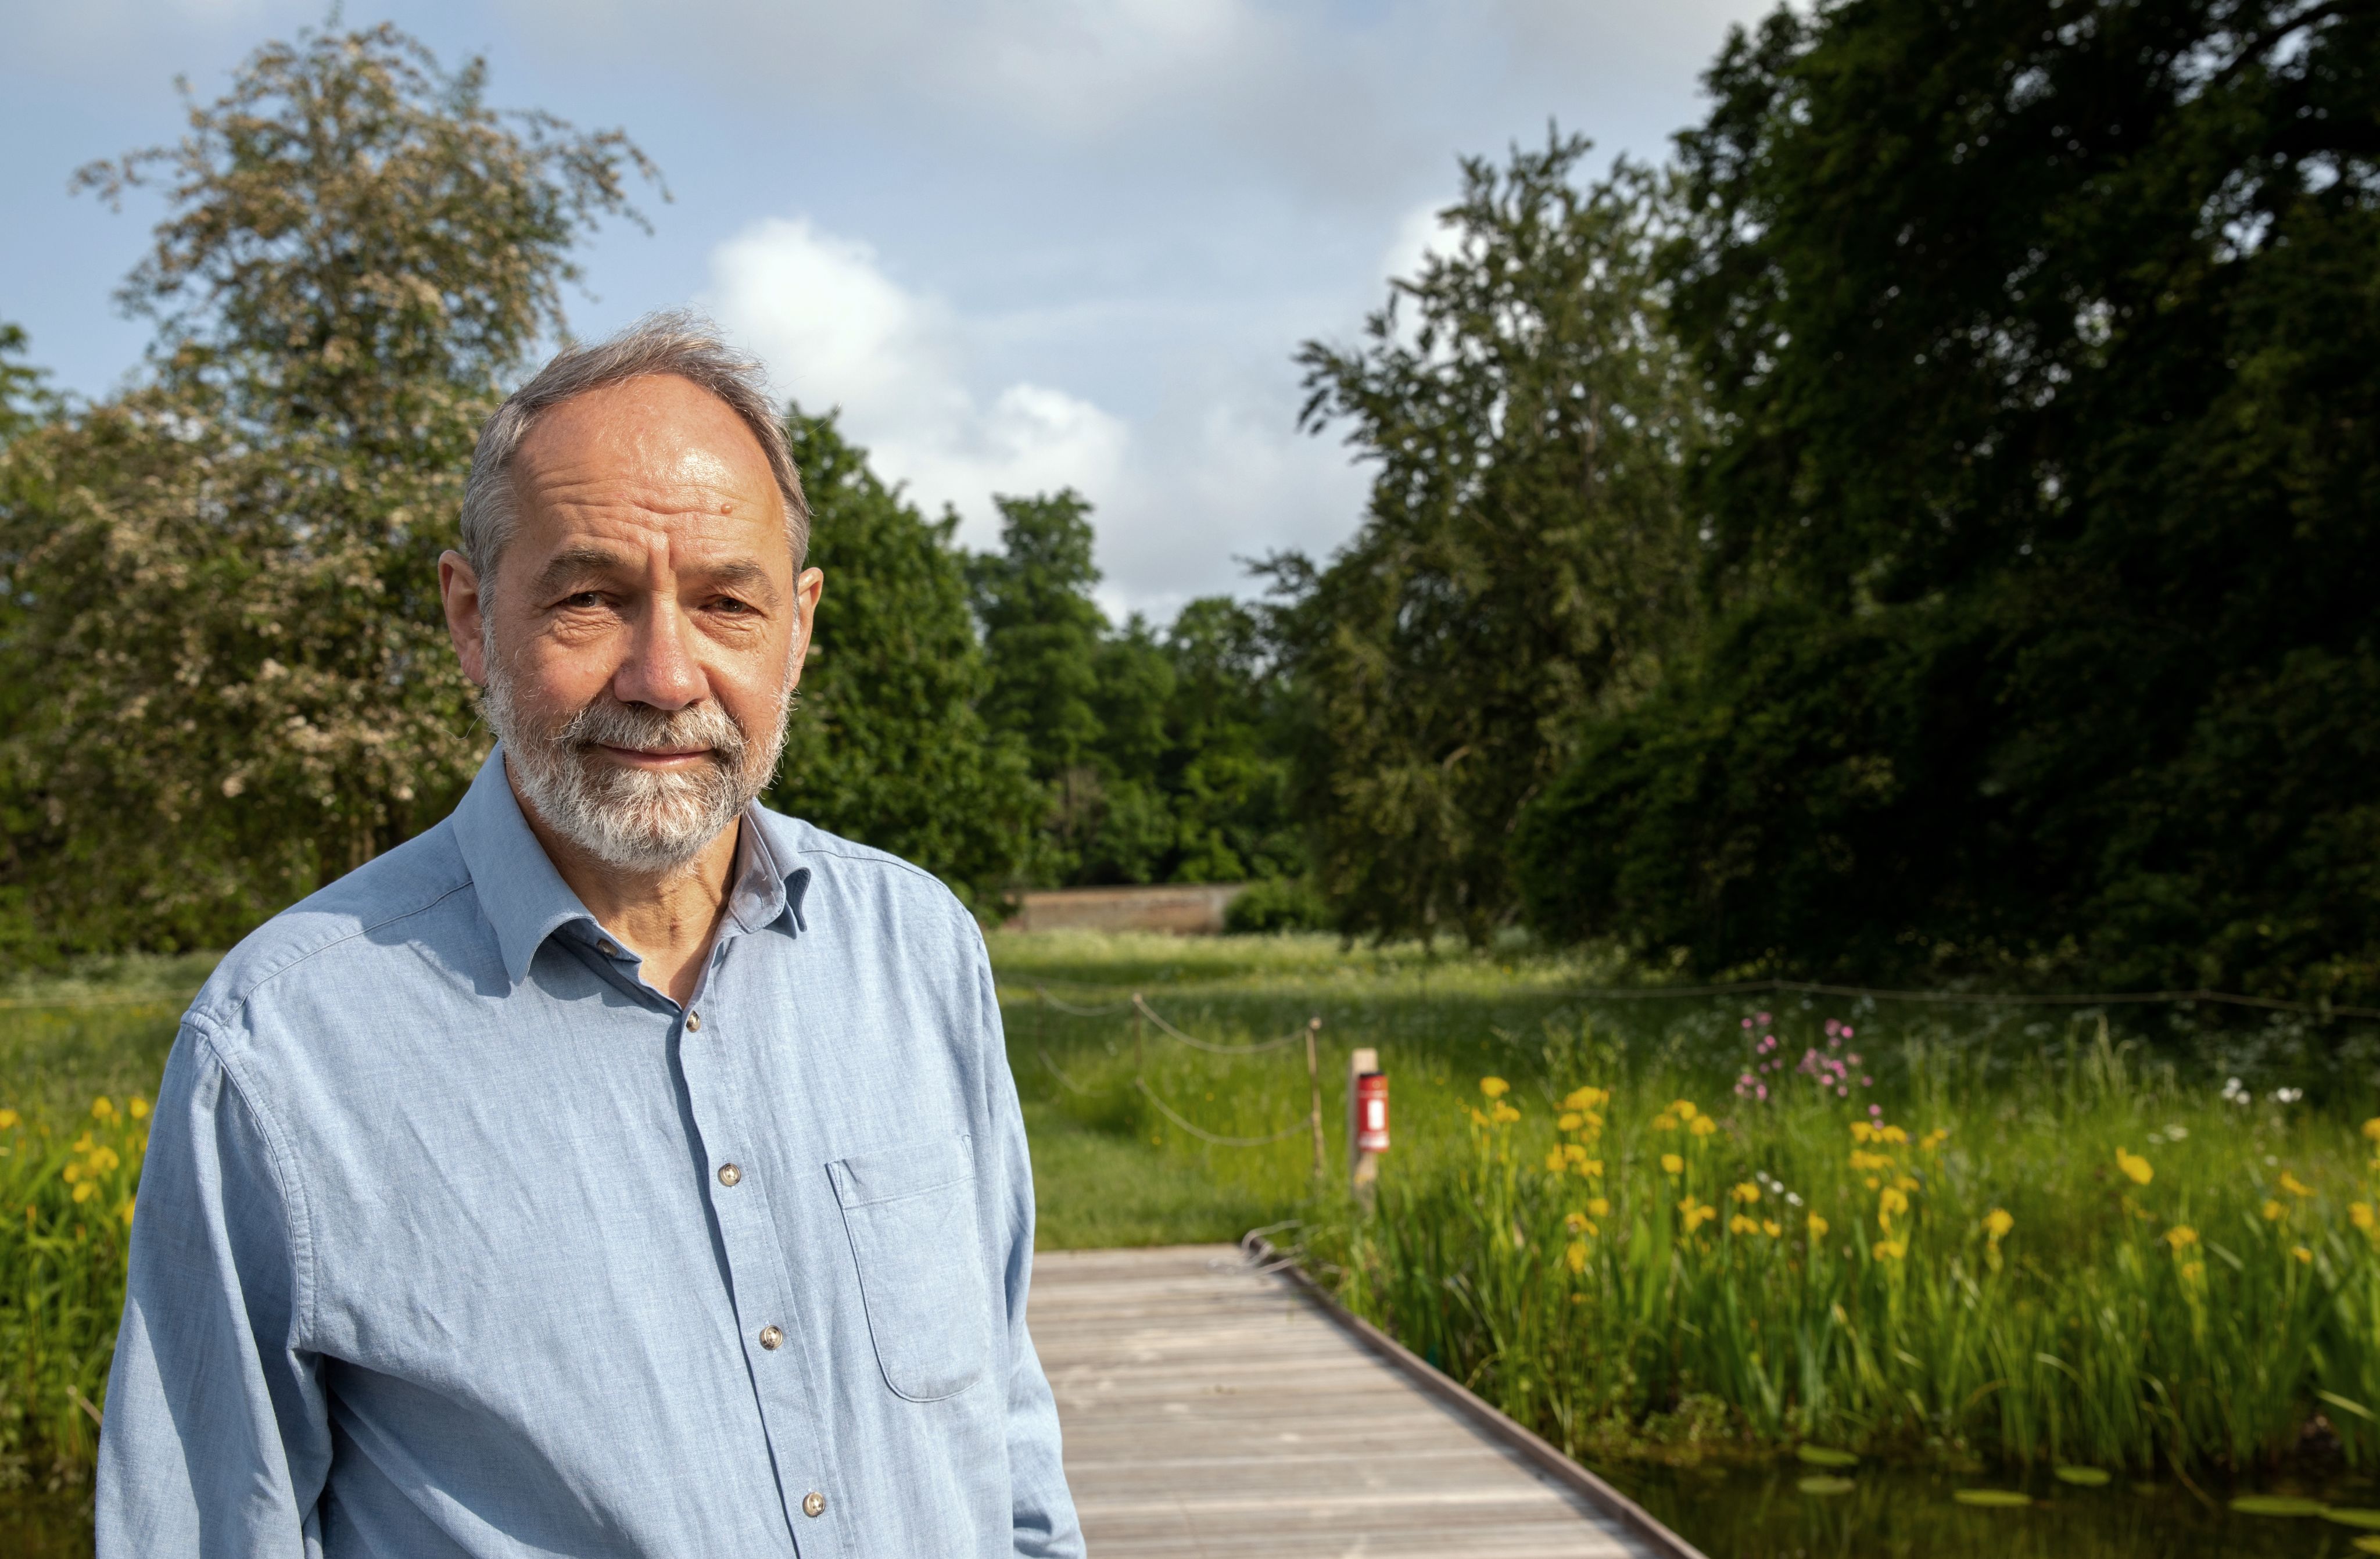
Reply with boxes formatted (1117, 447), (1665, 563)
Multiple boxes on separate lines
(611, 596), (708, 711)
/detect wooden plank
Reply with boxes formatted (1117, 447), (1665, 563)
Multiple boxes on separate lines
(1030, 1244), (1659, 1558)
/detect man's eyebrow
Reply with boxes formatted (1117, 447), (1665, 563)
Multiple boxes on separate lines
(528, 545), (638, 597)
(700, 560), (782, 602)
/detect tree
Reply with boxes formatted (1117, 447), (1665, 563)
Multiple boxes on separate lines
(1269, 133), (1706, 945)
(1521, 0), (2380, 998)
(767, 410), (1040, 914)
(966, 490), (1107, 881)
(0, 22), (654, 954)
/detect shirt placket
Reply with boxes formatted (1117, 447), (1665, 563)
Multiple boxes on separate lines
(674, 931), (849, 1559)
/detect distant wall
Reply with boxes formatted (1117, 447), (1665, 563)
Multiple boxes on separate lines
(1003, 883), (1249, 936)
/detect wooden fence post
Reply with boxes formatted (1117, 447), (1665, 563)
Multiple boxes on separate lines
(1305, 1018), (1325, 1183)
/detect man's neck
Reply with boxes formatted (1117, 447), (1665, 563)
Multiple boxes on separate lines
(505, 759), (740, 1008)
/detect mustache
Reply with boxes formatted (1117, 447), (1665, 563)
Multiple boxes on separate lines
(554, 696), (748, 765)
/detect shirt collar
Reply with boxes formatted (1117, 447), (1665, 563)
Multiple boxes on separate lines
(449, 746), (805, 988)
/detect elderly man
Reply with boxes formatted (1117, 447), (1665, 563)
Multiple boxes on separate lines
(95, 316), (1084, 1558)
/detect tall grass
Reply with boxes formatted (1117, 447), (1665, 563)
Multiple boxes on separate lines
(1325, 1017), (2380, 1478)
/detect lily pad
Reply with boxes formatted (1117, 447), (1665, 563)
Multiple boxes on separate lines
(1796, 1475), (1855, 1497)
(2326, 1508), (2380, 1531)
(1953, 1489), (2033, 1508)
(2230, 1495), (2326, 1517)
(2053, 1466), (2111, 1487)
(1795, 1445), (1859, 1468)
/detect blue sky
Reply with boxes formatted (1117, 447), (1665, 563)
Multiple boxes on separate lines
(3, 0), (1772, 618)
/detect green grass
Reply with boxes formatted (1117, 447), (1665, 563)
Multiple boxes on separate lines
(11, 930), (2380, 1505)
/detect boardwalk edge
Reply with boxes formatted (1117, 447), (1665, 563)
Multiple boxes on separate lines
(1239, 1232), (1712, 1559)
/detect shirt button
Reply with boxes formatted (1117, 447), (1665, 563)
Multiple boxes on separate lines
(598, 940), (618, 958)
(802, 1491), (826, 1518)
(718, 1163), (741, 1187)
(686, 1011), (702, 1033)
(758, 1325), (783, 1350)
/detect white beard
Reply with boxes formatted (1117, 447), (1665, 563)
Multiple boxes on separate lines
(481, 652), (791, 875)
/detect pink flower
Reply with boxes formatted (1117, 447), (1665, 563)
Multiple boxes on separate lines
(1861, 1076), (1873, 1087)
(1741, 1017), (1754, 1030)
(1825, 1019), (1842, 1038)
(1842, 1026), (1855, 1039)
(1846, 1053), (1862, 1066)
(1755, 1084), (1768, 1101)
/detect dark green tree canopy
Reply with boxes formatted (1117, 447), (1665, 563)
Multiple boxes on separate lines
(766, 410), (1039, 915)
(1523, 0), (2380, 999)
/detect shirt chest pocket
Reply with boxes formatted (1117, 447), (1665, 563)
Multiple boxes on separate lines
(829, 1137), (997, 1403)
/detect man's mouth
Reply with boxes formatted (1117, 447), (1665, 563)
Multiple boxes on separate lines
(592, 743), (716, 767)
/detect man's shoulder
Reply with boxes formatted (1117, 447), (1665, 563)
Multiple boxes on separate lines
(755, 811), (977, 930)
(184, 820), (479, 1038)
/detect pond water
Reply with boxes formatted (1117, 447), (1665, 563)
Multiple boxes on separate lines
(1605, 1461), (2380, 1559)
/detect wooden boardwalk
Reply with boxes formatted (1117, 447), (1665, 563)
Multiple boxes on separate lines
(1031, 1244), (1657, 1558)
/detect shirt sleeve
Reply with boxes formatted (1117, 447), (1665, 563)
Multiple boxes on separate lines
(974, 940), (1087, 1559)
(96, 1022), (332, 1558)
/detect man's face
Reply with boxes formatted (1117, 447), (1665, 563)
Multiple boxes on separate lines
(439, 373), (822, 872)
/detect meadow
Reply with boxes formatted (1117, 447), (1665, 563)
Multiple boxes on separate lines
(8, 932), (2380, 1555)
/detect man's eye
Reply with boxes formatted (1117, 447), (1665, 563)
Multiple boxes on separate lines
(712, 597), (754, 615)
(560, 591), (604, 610)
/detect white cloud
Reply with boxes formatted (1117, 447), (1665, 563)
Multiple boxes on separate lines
(704, 216), (1128, 551)
(704, 212), (1369, 620)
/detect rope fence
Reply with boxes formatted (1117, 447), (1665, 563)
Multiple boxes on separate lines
(1031, 984), (1327, 1169)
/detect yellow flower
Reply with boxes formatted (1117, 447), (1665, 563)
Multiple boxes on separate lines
(1690, 1116), (1718, 1138)
(1653, 1113), (1680, 1132)
(60, 1163), (80, 1185)
(2115, 1149), (2154, 1185)
(1680, 1199), (1717, 1234)
(1566, 1239), (1590, 1273)
(0, 1109), (16, 1130)
(1562, 1142), (1589, 1164)
(1728, 1213), (1760, 1236)
(2280, 1171), (2314, 1199)
(1479, 1077), (1511, 1099)
(1984, 1207), (2014, 1241)
(120, 1197), (136, 1228)
(1558, 1112), (1583, 1132)
(1731, 1181), (1761, 1205)
(128, 1095), (150, 1121)
(1562, 1086), (1610, 1112)
(1919, 1127), (1949, 1152)
(71, 1182), (94, 1205)
(1878, 1124), (1909, 1145)
(1671, 1100), (1699, 1121)
(1851, 1121), (1878, 1144)
(2164, 1225), (2199, 1252)
(1877, 1186), (1910, 1224)
(1490, 1102), (1521, 1124)
(2353, 1202), (2376, 1232)
(1579, 1159), (1604, 1178)
(1661, 1153), (1684, 1176)
(2294, 1246), (2314, 1264)
(91, 1096), (116, 1122)
(2263, 1199), (2286, 1223)
(1872, 1238), (1906, 1261)
(1848, 1149), (1894, 1173)
(2364, 1117), (2380, 1144)
(1808, 1213), (1830, 1238)
(2181, 1260), (2206, 1286)
(1467, 1107), (1489, 1127)
(1761, 1219), (1782, 1238)
(1586, 1197), (1611, 1218)
(1565, 1210), (1590, 1234)
(1544, 1149), (1568, 1174)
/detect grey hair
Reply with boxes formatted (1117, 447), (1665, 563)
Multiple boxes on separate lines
(458, 310), (809, 584)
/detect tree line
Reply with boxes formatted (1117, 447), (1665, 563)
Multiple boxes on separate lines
(5, 3), (2377, 1006)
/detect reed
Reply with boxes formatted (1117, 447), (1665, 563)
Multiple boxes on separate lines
(1325, 1019), (2380, 1478)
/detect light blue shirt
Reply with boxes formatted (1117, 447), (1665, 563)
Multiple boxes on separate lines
(96, 748), (1083, 1558)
